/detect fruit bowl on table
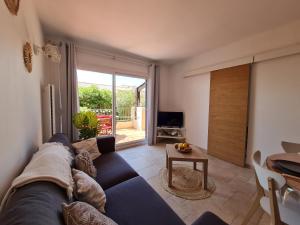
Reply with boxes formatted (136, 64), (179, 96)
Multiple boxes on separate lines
(174, 143), (192, 153)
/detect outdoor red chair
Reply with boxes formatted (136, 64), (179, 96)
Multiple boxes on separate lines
(97, 115), (112, 135)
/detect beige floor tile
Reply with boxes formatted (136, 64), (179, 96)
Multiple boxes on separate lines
(183, 212), (201, 225)
(257, 213), (270, 225)
(247, 207), (266, 225)
(138, 163), (162, 180)
(147, 175), (173, 199)
(226, 178), (257, 196)
(165, 196), (191, 219)
(125, 157), (157, 171)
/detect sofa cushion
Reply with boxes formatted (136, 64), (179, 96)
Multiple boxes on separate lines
(104, 176), (185, 225)
(72, 169), (106, 213)
(75, 150), (97, 178)
(62, 201), (117, 225)
(0, 181), (69, 225)
(72, 138), (101, 160)
(93, 152), (138, 190)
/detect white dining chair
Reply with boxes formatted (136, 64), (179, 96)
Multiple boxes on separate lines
(281, 141), (300, 154)
(252, 150), (300, 225)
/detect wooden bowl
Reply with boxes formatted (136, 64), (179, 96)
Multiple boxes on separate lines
(178, 147), (192, 153)
(174, 144), (192, 153)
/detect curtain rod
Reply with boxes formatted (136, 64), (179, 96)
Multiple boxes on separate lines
(76, 45), (152, 67)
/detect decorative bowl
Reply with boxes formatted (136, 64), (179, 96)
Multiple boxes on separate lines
(174, 143), (192, 153)
(178, 147), (192, 153)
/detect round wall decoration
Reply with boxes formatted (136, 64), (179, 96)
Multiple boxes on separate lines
(4, 0), (20, 15)
(23, 42), (33, 73)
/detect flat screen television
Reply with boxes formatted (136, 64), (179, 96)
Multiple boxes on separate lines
(157, 111), (184, 128)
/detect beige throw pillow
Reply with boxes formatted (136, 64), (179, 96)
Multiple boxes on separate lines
(62, 201), (118, 225)
(75, 150), (97, 178)
(72, 138), (101, 160)
(72, 169), (106, 213)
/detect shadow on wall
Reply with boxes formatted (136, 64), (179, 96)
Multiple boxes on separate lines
(0, 0), (45, 200)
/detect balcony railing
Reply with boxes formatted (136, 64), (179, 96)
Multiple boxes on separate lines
(116, 107), (132, 121)
(91, 107), (132, 122)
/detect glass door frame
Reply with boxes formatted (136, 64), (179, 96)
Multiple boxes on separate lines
(112, 72), (147, 148)
(112, 74), (116, 139)
(77, 68), (147, 147)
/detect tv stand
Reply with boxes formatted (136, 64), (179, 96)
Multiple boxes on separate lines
(156, 127), (186, 141)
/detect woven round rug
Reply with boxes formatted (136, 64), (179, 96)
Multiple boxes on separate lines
(160, 166), (215, 200)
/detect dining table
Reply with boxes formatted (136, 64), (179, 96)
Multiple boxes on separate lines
(266, 152), (300, 191)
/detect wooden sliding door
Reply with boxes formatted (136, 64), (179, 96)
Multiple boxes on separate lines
(208, 64), (250, 167)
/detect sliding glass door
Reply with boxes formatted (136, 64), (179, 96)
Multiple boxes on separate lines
(77, 69), (146, 145)
(115, 75), (146, 144)
(77, 70), (113, 136)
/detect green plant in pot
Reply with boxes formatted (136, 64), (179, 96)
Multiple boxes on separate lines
(73, 111), (99, 140)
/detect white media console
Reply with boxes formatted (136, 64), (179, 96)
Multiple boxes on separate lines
(156, 127), (186, 141)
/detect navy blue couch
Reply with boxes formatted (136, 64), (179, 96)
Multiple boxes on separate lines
(0, 133), (227, 225)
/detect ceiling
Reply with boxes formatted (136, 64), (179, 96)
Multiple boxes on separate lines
(33, 0), (300, 63)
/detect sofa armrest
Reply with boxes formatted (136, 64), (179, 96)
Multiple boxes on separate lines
(96, 136), (115, 154)
(191, 212), (228, 225)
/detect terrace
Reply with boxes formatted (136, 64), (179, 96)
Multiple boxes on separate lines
(95, 107), (146, 145)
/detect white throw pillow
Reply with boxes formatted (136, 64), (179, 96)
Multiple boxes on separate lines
(72, 169), (106, 213)
(72, 138), (101, 160)
(62, 201), (117, 225)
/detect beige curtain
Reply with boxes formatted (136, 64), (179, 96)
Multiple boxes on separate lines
(58, 41), (79, 141)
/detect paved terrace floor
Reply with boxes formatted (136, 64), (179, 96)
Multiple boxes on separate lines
(115, 128), (145, 144)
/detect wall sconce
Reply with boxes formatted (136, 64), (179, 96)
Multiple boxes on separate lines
(23, 42), (33, 73)
(4, 0), (20, 15)
(33, 42), (61, 63)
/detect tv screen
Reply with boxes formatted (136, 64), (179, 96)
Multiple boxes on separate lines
(157, 112), (184, 128)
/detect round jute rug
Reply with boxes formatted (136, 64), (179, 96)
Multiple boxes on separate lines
(160, 166), (216, 200)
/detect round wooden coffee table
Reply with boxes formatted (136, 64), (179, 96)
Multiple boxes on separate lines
(165, 144), (208, 190)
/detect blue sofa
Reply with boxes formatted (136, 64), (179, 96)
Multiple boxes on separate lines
(0, 133), (227, 225)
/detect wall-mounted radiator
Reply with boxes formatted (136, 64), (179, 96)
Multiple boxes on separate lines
(43, 84), (56, 140)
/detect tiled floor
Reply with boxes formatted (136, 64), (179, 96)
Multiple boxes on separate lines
(117, 144), (270, 225)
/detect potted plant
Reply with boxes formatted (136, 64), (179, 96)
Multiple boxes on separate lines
(73, 111), (99, 140)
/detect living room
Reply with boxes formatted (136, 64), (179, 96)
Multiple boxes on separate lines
(0, 1), (300, 225)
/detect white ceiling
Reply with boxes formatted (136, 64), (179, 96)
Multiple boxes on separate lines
(33, 0), (300, 63)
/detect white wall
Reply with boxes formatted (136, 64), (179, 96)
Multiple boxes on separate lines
(183, 74), (210, 149)
(247, 54), (300, 163)
(76, 45), (150, 77)
(167, 20), (300, 163)
(159, 64), (170, 111)
(158, 67), (210, 149)
(0, 1), (45, 200)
